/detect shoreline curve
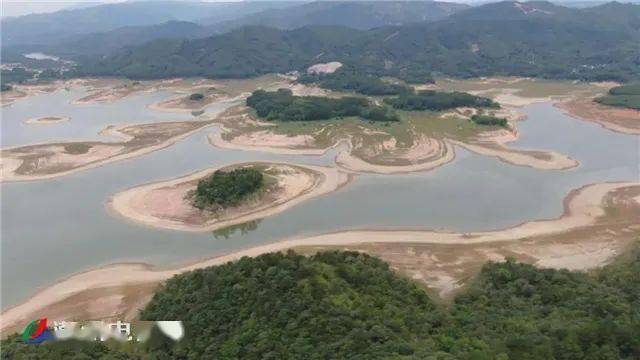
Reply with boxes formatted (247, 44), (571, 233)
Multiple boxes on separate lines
(1, 181), (637, 336)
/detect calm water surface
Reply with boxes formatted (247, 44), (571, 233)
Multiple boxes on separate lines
(1, 90), (638, 309)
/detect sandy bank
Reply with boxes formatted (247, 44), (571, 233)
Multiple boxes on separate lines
(2, 181), (637, 335)
(1, 81), (70, 106)
(24, 116), (71, 125)
(557, 97), (640, 135)
(448, 139), (579, 170)
(208, 130), (333, 155)
(108, 162), (351, 232)
(0, 120), (217, 183)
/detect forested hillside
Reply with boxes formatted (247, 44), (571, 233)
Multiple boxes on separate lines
(75, 1), (640, 82)
(3, 245), (639, 359)
(211, 1), (469, 32)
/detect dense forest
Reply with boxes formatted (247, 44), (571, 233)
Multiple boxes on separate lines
(72, 2), (640, 82)
(192, 168), (264, 209)
(0, 68), (34, 85)
(4, 243), (639, 359)
(384, 89), (499, 111)
(471, 114), (508, 127)
(246, 89), (399, 122)
(299, 66), (428, 95)
(595, 83), (640, 110)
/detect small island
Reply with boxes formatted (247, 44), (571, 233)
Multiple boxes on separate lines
(108, 162), (350, 231)
(24, 116), (70, 125)
(149, 86), (223, 113)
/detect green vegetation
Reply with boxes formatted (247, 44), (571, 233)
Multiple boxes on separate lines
(193, 168), (263, 209)
(63, 143), (91, 155)
(75, 2), (640, 82)
(595, 83), (640, 110)
(246, 89), (399, 122)
(471, 114), (508, 127)
(3, 244), (640, 359)
(1, 84), (11, 92)
(299, 67), (411, 96)
(188, 93), (204, 101)
(140, 251), (441, 359)
(1, 67), (34, 85)
(385, 89), (499, 111)
(0, 336), (138, 360)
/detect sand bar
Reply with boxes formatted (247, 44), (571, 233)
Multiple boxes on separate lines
(2, 181), (637, 335)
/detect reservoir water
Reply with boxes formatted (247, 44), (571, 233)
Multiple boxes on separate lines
(1, 88), (638, 309)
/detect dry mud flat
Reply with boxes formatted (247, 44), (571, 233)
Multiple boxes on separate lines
(2, 181), (638, 335)
(0, 120), (216, 182)
(108, 162), (351, 232)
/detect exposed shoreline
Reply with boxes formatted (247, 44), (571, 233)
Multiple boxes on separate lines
(2, 181), (637, 336)
(335, 139), (456, 174)
(108, 162), (352, 232)
(206, 93), (584, 174)
(448, 139), (579, 170)
(556, 97), (640, 135)
(0, 120), (218, 183)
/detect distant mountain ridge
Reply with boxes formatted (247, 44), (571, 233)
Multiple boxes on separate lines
(2, 1), (470, 58)
(76, 1), (640, 82)
(211, 1), (470, 32)
(0, 1), (298, 48)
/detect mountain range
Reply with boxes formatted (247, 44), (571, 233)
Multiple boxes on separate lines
(74, 1), (640, 82)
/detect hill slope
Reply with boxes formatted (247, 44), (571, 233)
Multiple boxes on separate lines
(211, 1), (469, 32)
(3, 246), (638, 358)
(77, 1), (640, 82)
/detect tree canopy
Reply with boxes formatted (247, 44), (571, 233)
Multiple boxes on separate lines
(246, 89), (399, 122)
(193, 168), (264, 209)
(384, 89), (499, 111)
(3, 244), (639, 359)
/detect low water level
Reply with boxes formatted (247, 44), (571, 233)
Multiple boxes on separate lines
(1, 90), (638, 309)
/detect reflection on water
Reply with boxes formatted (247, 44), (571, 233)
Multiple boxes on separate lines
(1, 91), (638, 309)
(213, 220), (262, 239)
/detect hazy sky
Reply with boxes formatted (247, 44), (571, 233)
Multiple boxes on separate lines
(1, 1), (114, 18)
(0, 0), (625, 18)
